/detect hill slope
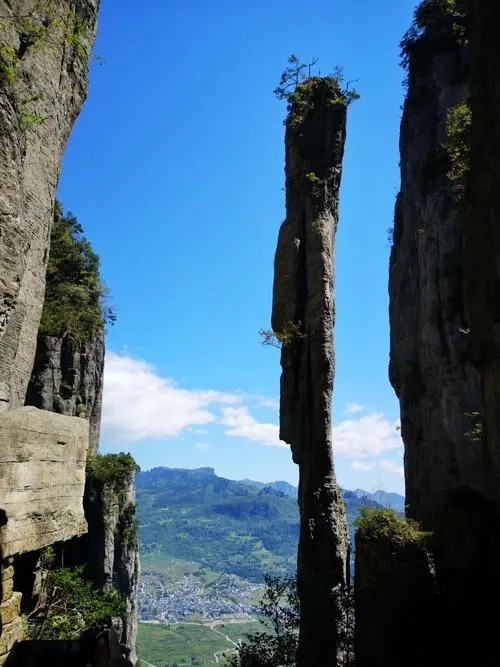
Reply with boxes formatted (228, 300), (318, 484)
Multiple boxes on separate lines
(137, 466), (387, 583)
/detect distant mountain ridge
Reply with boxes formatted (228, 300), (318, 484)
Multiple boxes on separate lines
(239, 478), (405, 511)
(136, 466), (398, 583)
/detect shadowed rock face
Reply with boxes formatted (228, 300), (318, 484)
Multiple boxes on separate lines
(354, 523), (437, 667)
(389, 35), (479, 529)
(271, 78), (348, 667)
(464, 0), (500, 499)
(64, 463), (139, 665)
(25, 331), (104, 452)
(387, 7), (500, 664)
(0, 0), (100, 412)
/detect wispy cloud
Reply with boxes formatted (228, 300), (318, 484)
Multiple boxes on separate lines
(255, 397), (280, 411)
(351, 461), (374, 472)
(379, 459), (404, 476)
(102, 352), (402, 468)
(333, 413), (402, 458)
(220, 406), (286, 447)
(102, 353), (240, 443)
(196, 442), (211, 451)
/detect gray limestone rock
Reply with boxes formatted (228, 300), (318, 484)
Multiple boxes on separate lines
(25, 330), (105, 452)
(0, 0), (100, 411)
(271, 78), (349, 667)
(0, 406), (89, 557)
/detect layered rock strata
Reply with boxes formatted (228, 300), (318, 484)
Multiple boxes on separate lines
(0, 0), (100, 412)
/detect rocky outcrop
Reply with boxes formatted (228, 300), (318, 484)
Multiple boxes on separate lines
(354, 509), (437, 667)
(271, 77), (349, 667)
(0, 406), (89, 557)
(0, 406), (89, 665)
(0, 0), (100, 412)
(25, 330), (104, 452)
(385, 4), (500, 665)
(389, 16), (478, 529)
(64, 455), (139, 665)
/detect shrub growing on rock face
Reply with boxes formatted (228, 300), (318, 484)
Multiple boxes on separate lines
(355, 507), (429, 545)
(26, 558), (125, 640)
(400, 0), (467, 68)
(39, 201), (116, 340)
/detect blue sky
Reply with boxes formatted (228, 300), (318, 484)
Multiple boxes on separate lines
(57, 0), (418, 495)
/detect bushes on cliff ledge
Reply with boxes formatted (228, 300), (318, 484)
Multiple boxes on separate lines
(401, 0), (467, 67)
(273, 55), (359, 127)
(26, 549), (124, 640)
(355, 507), (429, 545)
(39, 201), (116, 340)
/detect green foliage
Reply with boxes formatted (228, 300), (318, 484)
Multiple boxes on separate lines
(355, 507), (430, 545)
(465, 411), (483, 443)
(0, 1), (91, 129)
(400, 0), (467, 68)
(259, 322), (304, 349)
(26, 562), (125, 640)
(443, 101), (472, 198)
(273, 55), (359, 127)
(87, 453), (140, 493)
(305, 172), (320, 184)
(224, 575), (298, 667)
(138, 621), (259, 667)
(39, 201), (116, 339)
(137, 469), (384, 585)
(137, 468), (299, 583)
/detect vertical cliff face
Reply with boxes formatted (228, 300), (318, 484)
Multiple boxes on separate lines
(464, 0), (500, 498)
(24, 202), (138, 661)
(386, 4), (500, 664)
(25, 330), (104, 451)
(24, 202), (106, 451)
(354, 509), (437, 667)
(0, 0), (100, 412)
(78, 455), (140, 665)
(389, 12), (478, 530)
(271, 77), (349, 667)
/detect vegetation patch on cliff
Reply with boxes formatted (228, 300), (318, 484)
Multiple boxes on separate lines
(443, 100), (472, 197)
(273, 55), (359, 127)
(0, 1), (92, 128)
(26, 548), (124, 640)
(400, 0), (467, 68)
(39, 201), (115, 340)
(87, 453), (139, 494)
(355, 507), (430, 545)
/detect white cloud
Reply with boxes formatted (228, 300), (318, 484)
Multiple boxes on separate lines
(379, 459), (404, 476)
(346, 403), (363, 415)
(196, 442), (211, 451)
(220, 406), (287, 447)
(333, 413), (402, 458)
(255, 397), (280, 411)
(351, 461), (374, 472)
(102, 353), (240, 443)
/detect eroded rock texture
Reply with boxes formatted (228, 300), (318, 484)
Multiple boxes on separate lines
(64, 458), (139, 665)
(25, 331), (104, 452)
(0, 0), (100, 412)
(387, 7), (500, 665)
(271, 78), (349, 667)
(0, 406), (89, 558)
(354, 513), (437, 667)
